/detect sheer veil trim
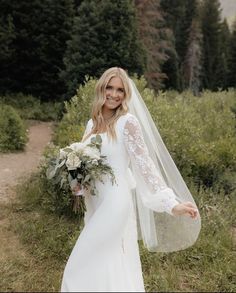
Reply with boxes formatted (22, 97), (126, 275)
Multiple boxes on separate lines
(127, 78), (201, 252)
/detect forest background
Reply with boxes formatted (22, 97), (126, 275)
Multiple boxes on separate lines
(1, 0), (236, 100)
(0, 0), (236, 292)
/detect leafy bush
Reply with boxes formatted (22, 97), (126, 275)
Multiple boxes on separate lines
(40, 78), (236, 217)
(0, 104), (28, 151)
(142, 87), (236, 193)
(0, 93), (63, 121)
(53, 77), (96, 146)
(19, 146), (82, 221)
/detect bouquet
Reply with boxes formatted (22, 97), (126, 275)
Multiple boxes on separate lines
(46, 135), (116, 214)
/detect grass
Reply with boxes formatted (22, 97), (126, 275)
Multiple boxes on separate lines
(0, 177), (235, 292)
(0, 202), (72, 291)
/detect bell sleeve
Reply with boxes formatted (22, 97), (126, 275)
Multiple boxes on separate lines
(123, 115), (180, 216)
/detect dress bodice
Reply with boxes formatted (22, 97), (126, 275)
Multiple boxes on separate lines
(83, 114), (131, 177)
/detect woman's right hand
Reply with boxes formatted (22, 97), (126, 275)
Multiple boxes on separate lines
(71, 183), (82, 195)
(171, 201), (199, 219)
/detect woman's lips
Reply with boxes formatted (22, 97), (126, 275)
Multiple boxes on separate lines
(106, 97), (120, 102)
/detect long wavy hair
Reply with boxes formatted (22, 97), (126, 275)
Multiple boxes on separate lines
(83, 67), (131, 141)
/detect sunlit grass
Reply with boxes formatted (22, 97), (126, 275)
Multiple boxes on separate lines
(1, 177), (235, 292)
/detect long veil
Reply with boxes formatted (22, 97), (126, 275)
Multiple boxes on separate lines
(128, 78), (201, 252)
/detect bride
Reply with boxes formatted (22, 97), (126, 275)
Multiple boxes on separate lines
(61, 67), (201, 292)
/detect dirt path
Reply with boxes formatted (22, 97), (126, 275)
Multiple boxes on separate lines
(0, 121), (53, 203)
(0, 121), (56, 291)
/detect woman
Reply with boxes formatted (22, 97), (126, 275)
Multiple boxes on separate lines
(61, 67), (201, 292)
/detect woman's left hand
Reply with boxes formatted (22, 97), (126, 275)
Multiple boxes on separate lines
(171, 202), (199, 219)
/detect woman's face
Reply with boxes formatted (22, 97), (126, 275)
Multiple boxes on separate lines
(103, 76), (125, 111)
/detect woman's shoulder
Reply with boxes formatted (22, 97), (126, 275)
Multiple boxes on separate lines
(117, 112), (139, 131)
(120, 112), (139, 124)
(85, 118), (93, 131)
(119, 112), (136, 121)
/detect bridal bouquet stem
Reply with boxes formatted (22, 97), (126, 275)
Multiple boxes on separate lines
(46, 135), (116, 214)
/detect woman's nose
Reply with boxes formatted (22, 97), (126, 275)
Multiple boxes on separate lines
(110, 89), (118, 98)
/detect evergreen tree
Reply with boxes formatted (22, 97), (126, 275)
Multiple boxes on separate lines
(0, 0), (74, 100)
(160, 0), (199, 90)
(36, 0), (75, 100)
(0, 13), (16, 93)
(200, 0), (222, 90)
(61, 0), (146, 98)
(228, 19), (236, 87)
(215, 19), (231, 89)
(134, 0), (174, 90)
(183, 19), (202, 96)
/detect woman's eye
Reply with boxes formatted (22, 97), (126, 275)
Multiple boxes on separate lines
(118, 88), (124, 93)
(106, 86), (112, 90)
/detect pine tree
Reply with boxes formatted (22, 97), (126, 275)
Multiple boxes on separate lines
(228, 19), (236, 87)
(36, 0), (75, 100)
(134, 0), (174, 90)
(200, 0), (222, 90)
(183, 19), (202, 96)
(61, 0), (146, 98)
(215, 19), (231, 89)
(160, 0), (199, 90)
(0, 0), (74, 100)
(0, 13), (16, 93)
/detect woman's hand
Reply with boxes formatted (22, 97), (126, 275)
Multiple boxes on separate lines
(71, 183), (82, 195)
(171, 202), (199, 219)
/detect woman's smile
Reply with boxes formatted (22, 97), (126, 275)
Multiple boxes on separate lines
(103, 76), (125, 110)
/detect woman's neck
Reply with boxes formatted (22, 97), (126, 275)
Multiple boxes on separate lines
(102, 108), (116, 121)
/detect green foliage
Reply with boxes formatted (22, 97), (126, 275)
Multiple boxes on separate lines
(2, 76), (235, 290)
(0, 104), (28, 151)
(160, 0), (199, 91)
(142, 87), (236, 192)
(0, 93), (63, 121)
(0, 13), (16, 87)
(141, 185), (236, 292)
(53, 78), (96, 146)
(23, 76), (235, 220)
(216, 19), (231, 89)
(61, 0), (145, 98)
(200, 0), (224, 90)
(9, 179), (236, 291)
(228, 19), (236, 87)
(0, 0), (74, 101)
(134, 0), (173, 90)
(19, 150), (82, 220)
(55, 76), (236, 194)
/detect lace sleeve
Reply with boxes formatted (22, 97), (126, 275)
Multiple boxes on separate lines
(123, 115), (179, 215)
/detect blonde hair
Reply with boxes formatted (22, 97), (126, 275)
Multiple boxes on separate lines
(84, 67), (131, 141)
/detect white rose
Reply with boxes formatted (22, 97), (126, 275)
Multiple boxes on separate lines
(66, 152), (81, 170)
(91, 159), (99, 165)
(69, 142), (85, 152)
(83, 146), (100, 160)
(59, 149), (67, 160)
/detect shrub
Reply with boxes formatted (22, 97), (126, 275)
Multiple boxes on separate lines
(42, 77), (236, 217)
(53, 77), (96, 146)
(0, 93), (63, 121)
(141, 88), (236, 193)
(0, 104), (28, 151)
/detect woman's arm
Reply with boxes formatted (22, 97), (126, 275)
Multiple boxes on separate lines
(124, 114), (198, 218)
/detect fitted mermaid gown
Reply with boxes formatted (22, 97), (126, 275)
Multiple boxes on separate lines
(61, 113), (179, 292)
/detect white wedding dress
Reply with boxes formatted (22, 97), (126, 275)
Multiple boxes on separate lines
(61, 112), (179, 292)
